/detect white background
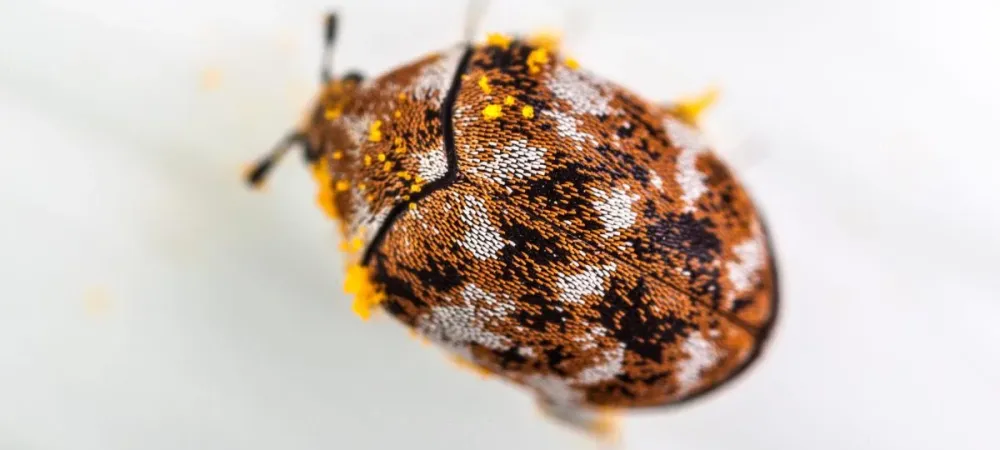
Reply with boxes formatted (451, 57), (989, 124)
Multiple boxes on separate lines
(1, 1), (998, 449)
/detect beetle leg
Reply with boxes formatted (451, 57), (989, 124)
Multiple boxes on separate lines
(536, 398), (622, 447)
(243, 131), (313, 189)
(319, 12), (338, 84)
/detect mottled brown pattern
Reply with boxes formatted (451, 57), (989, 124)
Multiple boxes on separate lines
(283, 37), (777, 415)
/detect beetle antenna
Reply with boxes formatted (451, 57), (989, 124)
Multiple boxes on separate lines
(463, 0), (490, 43)
(244, 131), (309, 188)
(320, 12), (338, 84)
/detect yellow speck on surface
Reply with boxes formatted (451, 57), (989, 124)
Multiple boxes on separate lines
(394, 145), (407, 155)
(478, 75), (492, 94)
(407, 328), (430, 345)
(527, 29), (562, 51)
(408, 202), (417, 210)
(339, 240), (350, 252)
(368, 120), (383, 142)
(410, 184), (422, 193)
(394, 110), (401, 118)
(383, 161), (394, 171)
(377, 153), (386, 162)
(324, 107), (342, 120)
(199, 67), (223, 91)
(482, 104), (503, 120)
(414, 175), (425, 183)
(344, 264), (385, 321)
(83, 286), (111, 316)
(504, 95), (515, 106)
(673, 87), (721, 124)
(349, 237), (364, 252)
(311, 162), (339, 219)
(364, 155), (372, 166)
(332, 151), (343, 160)
(402, 194), (410, 201)
(522, 105), (535, 118)
(335, 180), (350, 192)
(565, 57), (580, 70)
(366, 194), (375, 202)
(527, 48), (550, 74)
(394, 137), (403, 145)
(358, 183), (366, 191)
(486, 32), (512, 49)
(449, 356), (491, 379)
(592, 410), (622, 444)
(397, 171), (412, 180)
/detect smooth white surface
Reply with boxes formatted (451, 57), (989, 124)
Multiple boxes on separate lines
(1, 1), (999, 449)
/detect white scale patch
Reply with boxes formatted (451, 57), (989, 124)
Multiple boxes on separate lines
(459, 194), (509, 260)
(470, 139), (547, 184)
(664, 117), (711, 212)
(675, 331), (721, 397)
(556, 263), (617, 305)
(591, 185), (640, 238)
(650, 170), (664, 191)
(411, 45), (464, 107)
(347, 188), (389, 247)
(525, 374), (583, 407)
(340, 114), (375, 156)
(542, 110), (597, 147)
(417, 283), (516, 355)
(726, 225), (767, 303)
(574, 343), (626, 385)
(547, 65), (611, 116)
(416, 145), (448, 182)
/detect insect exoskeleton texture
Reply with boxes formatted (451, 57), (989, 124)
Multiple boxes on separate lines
(245, 15), (778, 440)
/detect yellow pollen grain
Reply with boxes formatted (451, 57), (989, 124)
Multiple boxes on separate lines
(368, 120), (383, 142)
(398, 92), (407, 101)
(410, 184), (422, 193)
(478, 75), (492, 94)
(335, 180), (350, 192)
(674, 87), (721, 124)
(395, 145), (407, 155)
(504, 95), (516, 106)
(324, 107), (342, 120)
(522, 105), (535, 118)
(486, 32), (512, 49)
(332, 151), (343, 160)
(349, 237), (364, 252)
(482, 104), (503, 120)
(394, 110), (401, 118)
(358, 183), (366, 191)
(394, 137), (403, 145)
(377, 153), (386, 162)
(402, 194), (411, 201)
(383, 161), (394, 171)
(527, 48), (549, 74)
(344, 264), (385, 321)
(408, 202), (417, 210)
(311, 163), (339, 219)
(364, 155), (372, 166)
(527, 29), (562, 51)
(366, 194), (375, 202)
(397, 172), (412, 180)
(414, 175), (425, 183)
(565, 57), (580, 70)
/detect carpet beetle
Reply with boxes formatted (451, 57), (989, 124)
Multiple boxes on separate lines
(244, 10), (779, 442)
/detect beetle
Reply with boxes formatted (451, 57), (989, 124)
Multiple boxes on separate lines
(244, 10), (779, 442)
